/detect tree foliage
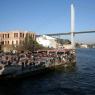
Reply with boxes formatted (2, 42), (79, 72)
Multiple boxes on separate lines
(22, 34), (44, 51)
(56, 38), (71, 45)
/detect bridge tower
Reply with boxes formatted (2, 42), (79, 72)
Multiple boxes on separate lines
(71, 3), (75, 49)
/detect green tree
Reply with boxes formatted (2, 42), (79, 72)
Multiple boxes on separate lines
(75, 43), (80, 48)
(22, 34), (44, 52)
(56, 38), (71, 45)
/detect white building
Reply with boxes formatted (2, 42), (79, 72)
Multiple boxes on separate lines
(80, 44), (88, 48)
(36, 35), (58, 48)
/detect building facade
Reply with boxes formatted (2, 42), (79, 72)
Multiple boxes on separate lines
(0, 30), (36, 52)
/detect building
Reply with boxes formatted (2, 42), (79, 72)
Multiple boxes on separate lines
(0, 30), (36, 52)
(80, 44), (88, 48)
(36, 35), (58, 48)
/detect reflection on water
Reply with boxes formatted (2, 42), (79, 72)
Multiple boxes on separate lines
(0, 49), (95, 95)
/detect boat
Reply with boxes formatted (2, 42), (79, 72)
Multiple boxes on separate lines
(0, 49), (76, 80)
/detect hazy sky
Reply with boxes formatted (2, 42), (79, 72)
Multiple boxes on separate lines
(0, 0), (95, 43)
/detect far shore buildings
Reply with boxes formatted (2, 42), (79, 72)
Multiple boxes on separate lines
(80, 44), (88, 48)
(0, 30), (36, 52)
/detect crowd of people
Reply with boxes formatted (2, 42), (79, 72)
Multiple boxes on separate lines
(0, 49), (77, 79)
(0, 49), (76, 70)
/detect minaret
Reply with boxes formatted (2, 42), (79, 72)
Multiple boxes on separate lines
(71, 3), (75, 49)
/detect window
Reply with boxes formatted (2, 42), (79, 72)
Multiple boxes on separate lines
(23, 33), (24, 37)
(3, 34), (4, 38)
(8, 34), (9, 38)
(20, 40), (22, 44)
(12, 41), (14, 45)
(14, 33), (18, 38)
(20, 33), (24, 38)
(5, 34), (9, 38)
(8, 41), (9, 44)
(16, 40), (18, 45)
(5, 41), (9, 45)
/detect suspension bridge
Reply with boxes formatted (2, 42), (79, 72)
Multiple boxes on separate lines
(36, 4), (95, 49)
(37, 30), (95, 36)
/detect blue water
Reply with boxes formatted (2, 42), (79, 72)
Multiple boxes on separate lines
(0, 48), (95, 95)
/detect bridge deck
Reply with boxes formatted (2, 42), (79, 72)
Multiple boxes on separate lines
(36, 30), (95, 36)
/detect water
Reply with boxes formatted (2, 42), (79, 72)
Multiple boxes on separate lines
(0, 48), (95, 95)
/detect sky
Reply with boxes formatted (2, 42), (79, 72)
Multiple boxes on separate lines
(0, 0), (95, 43)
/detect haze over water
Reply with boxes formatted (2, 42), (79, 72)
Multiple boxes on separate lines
(0, 48), (95, 95)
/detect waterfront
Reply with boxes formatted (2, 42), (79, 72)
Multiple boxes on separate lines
(0, 48), (95, 95)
